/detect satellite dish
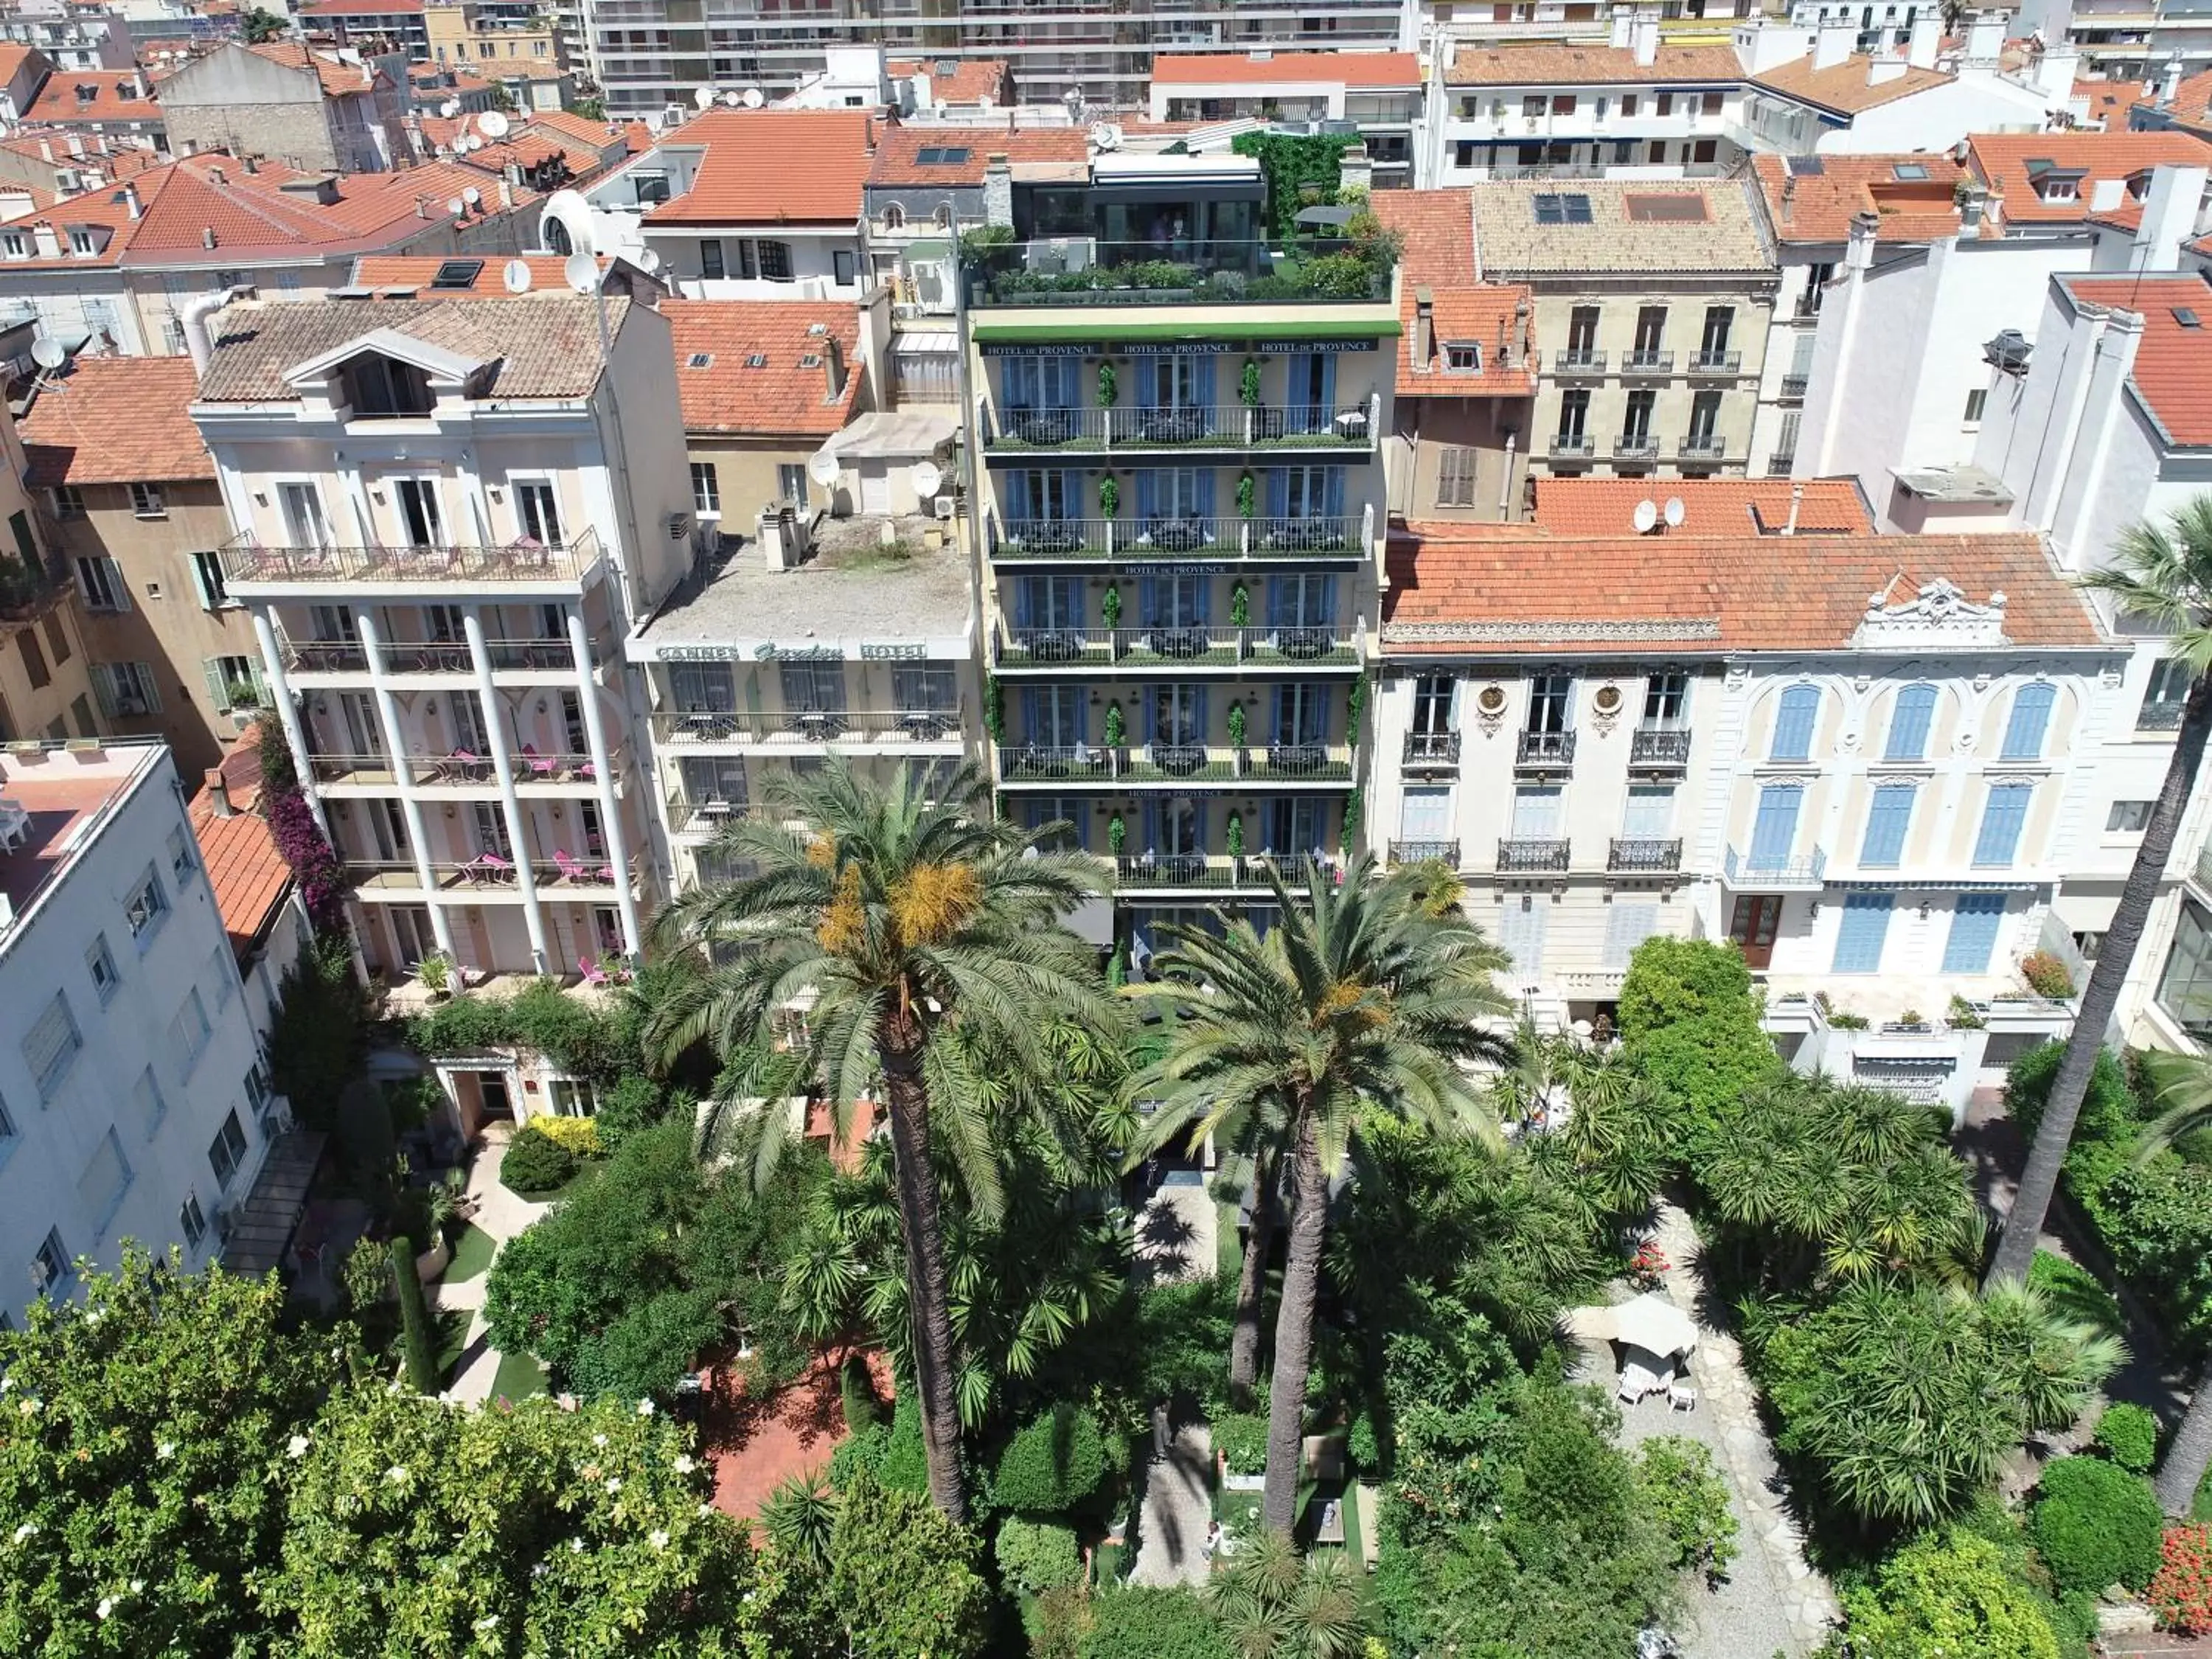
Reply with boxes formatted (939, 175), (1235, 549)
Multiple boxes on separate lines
(1632, 498), (1658, 534)
(909, 459), (943, 499)
(462, 185), (482, 207)
(563, 251), (599, 293)
(976, 93), (993, 111)
(1663, 496), (1686, 528)
(29, 335), (63, 369)
(501, 257), (533, 293)
(459, 133), (480, 151)
(440, 97), (459, 117)
(445, 197), (465, 217)
(692, 86), (715, 108)
(477, 108), (509, 139)
(806, 448), (841, 487)
(636, 248), (663, 272)
(720, 90), (740, 106)
(741, 86), (764, 108)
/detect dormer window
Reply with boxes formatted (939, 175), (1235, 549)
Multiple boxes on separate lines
(342, 353), (434, 417)
(1, 232), (25, 260)
(1443, 342), (1481, 372)
(66, 226), (99, 256)
(2126, 170), (2152, 201)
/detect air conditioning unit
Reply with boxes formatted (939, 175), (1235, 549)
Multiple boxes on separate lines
(258, 1095), (296, 1137)
(933, 495), (954, 521)
(666, 510), (691, 540)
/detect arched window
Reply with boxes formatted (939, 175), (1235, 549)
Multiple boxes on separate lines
(883, 203), (905, 229)
(2002, 683), (2056, 760)
(1770, 684), (1818, 761)
(1885, 683), (1936, 762)
(932, 204), (953, 230)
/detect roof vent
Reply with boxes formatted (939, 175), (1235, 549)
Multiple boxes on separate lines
(1983, 328), (2032, 374)
(745, 352), (768, 368)
(2176, 307), (2202, 329)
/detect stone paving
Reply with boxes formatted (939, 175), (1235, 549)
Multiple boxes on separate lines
(1130, 1410), (1214, 1588)
(429, 1127), (554, 1405)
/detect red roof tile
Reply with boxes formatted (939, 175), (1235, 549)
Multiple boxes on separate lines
(1529, 477), (1873, 538)
(886, 56), (1012, 104)
(1750, 55), (1950, 114)
(1373, 189), (1537, 398)
(867, 123), (1086, 187)
(1750, 151), (1969, 244)
(661, 300), (863, 436)
(187, 728), (294, 965)
(26, 69), (161, 126)
(19, 357), (212, 486)
(246, 41), (388, 96)
(1448, 43), (1742, 85)
(1382, 526), (2101, 653)
(350, 252), (580, 293)
(1154, 50), (1422, 87)
(641, 110), (877, 226)
(1969, 130), (2212, 223)
(2067, 273), (2212, 446)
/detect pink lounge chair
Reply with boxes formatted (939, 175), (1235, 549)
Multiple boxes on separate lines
(552, 849), (585, 883)
(521, 743), (555, 777)
(579, 956), (610, 987)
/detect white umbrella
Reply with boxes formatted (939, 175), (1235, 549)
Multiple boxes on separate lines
(1608, 1292), (1700, 1360)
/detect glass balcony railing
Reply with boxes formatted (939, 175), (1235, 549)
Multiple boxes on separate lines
(994, 513), (1367, 560)
(964, 236), (1395, 308)
(983, 398), (1378, 453)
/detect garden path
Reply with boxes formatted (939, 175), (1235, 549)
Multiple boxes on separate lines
(1129, 1411), (1213, 1588)
(431, 1127), (553, 1405)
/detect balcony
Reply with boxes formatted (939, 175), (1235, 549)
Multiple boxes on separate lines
(1724, 844), (1829, 888)
(1613, 435), (1660, 461)
(1514, 728), (1576, 770)
(1553, 349), (1607, 375)
(308, 749), (608, 787)
(1548, 433), (1596, 459)
(965, 236), (1396, 308)
(1678, 435), (1728, 461)
(349, 855), (629, 897)
(992, 625), (1357, 671)
(485, 637), (577, 672)
(997, 740), (1354, 785)
(1765, 453), (1796, 478)
(1792, 293), (1823, 321)
(1497, 838), (1571, 873)
(1629, 728), (1691, 768)
(1402, 729), (1461, 770)
(1688, 349), (1742, 375)
(1608, 837), (1682, 872)
(651, 707), (965, 748)
(1388, 838), (1461, 866)
(222, 529), (599, 590)
(287, 639), (370, 673)
(285, 634), (581, 677)
(1778, 374), (1809, 401)
(993, 512), (1368, 562)
(2139, 700), (2186, 731)
(982, 398), (1378, 455)
(1621, 349), (1674, 375)
(664, 790), (754, 835)
(1110, 852), (1338, 891)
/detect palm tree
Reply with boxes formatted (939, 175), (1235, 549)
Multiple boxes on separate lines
(1206, 1526), (1370, 1658)
(1129, 858), (1512, 1534)
(644, 759), (1112, 1521)
(1989, 497), (2212, 1289)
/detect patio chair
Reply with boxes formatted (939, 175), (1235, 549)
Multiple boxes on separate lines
(552, 849), (586, 883)
(1668, 1382), (1697, 1413)
(521, 743), (555, 777)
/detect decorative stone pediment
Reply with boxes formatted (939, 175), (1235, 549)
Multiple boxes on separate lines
(1851, 578), (2009, 651)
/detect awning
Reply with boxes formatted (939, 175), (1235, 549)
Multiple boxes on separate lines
(219, 1130), (327, 1277)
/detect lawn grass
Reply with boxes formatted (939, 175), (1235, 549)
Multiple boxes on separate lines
(442, 1223), (499, 1283)
(490, 1349), (549, 1402)
(433, 1310), (472, 1380)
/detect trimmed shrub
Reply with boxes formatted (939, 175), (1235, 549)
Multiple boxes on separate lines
(996, 1515), (1083, 1595)
(839, 1354), (881, 1435)
(597, 1073), (667, 1150)
(2004, 1040), (2138, 1149)
(500, 1127), (577, 1195)
(993, 1403), (1109, 1514)
(880, 1397), (930, 1497)
(2096, 1403), (2161, 1475)
(391, 1236), (437, 1393)
(2030, 1455), (2163, 1595)
(1635, 1436), (1739, 1581)
(1079, 1585), (1231, 1659)
(830, 1422), (889, 1491)
(1212, 1411), (1268, 1477)
(528, 1114), (602, 1157)
(1840, 1529), (2062, 1659)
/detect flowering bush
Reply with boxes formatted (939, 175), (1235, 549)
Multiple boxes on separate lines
(529, 1114), (603, 1157)
(2151, 1524), (2212, 1633)
(2020, 950), (2077, 1000)
(266, 785), (347, 928)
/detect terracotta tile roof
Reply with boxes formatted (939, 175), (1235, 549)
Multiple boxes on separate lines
(27, 69), (162, 126)
(866, 123), (1086, 186)
(20, 357), (212, 486)
(619, 120), (653, 154)
(245, 40), (387, 96)
(2066, 273), (2212, 446)
(1969, 130), (2212, 223)
(1372, 189), (1536, 397)
(1750, 55), (1951, 115)
(0, 45), (36, 88)
(1154, 49), (1422, 87)
(661, 300), (862, 436)
(299, 0), (425, 13)
(1529, 477), (1872, 536)
(1448, 43), (1742, 85)
(187, 728), (293, 964)
(886, 56), (1012, 103)
(641, 110), (877, 226)
(350, 252), (581, 293)
(1750, 151), (1969, 244)
(2075, 75), (2132, 125)
(0, 170), (161, 268)
(1381, 526), (2103, 653)
(1466, 177), (1772, 274)
(414, 113), (616, 183)
(0, 133), (167, 182)
(529, 108), (624, 149)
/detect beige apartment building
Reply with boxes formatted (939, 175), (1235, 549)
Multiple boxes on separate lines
(1466, 178), (1779, 482)
(425, 0), (569, 74)
(20, 357), (256, 774)
(0, 400), (103, 743)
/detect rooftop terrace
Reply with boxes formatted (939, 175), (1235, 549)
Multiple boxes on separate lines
(0, 740), (167, 953)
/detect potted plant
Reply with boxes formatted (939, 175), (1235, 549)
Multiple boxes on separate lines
(1101, 583), (1121, 630)
(1107, 811), (1126, 856)
(1225, 810), (1245, 867)
(1229, 580), (1251, 627)
(1096, 361), (1117, 408)
(1226, 700), (1247, 751)
(1236, 471), (1256, 520)
(1103, 701), (1125, 748)
(417, 952), (453, 999)
(1099, 474), (1119, 521)
(1239, 358), (1262, 407)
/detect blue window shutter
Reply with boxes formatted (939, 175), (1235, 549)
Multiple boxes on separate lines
(1832, 891), (1894, 974)
(1941, 892), (2007, 974)
(1048, 358), (1076, 406)
(1747, 784), (1802, 869)
(1318, 352), (1336, 409)
(1319, 574), (1338, 621)
(1004, 471), (1031, 521)
(1859, 785), (1914, 867)
(1138, 575), (1160, 627)
(1192, 574), (1211, 624)
(1015, 578), (1035, 630)
(1020, 688), (1039, 742)
(1885, 684), (1935, 761)
(1194, 357), (1215, 406)
(1135, 469), (1157, 521)
(1196, 469), (1217, 518)
(1973, 783), (2032, 866)
(1004, 357), (1035, 408)
(1771, 685), (1818, 760)
(1193, 686), (1209, 743)
(1267, 468), (1290, 518)
(1274, 684), (1295, 743)
(1137, 357), (1159, 408)
(1324, 466), (1345, 516)
(2002, 684), (2054, 759)
(1267, 577), (1292, 629)
(1062, 470), (1081, 518)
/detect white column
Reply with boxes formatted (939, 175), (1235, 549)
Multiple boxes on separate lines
(2058, 309), (2144, 564)
(251, 605), (324, 832)
(567, 604), (643, 958)
(464, 606), (549, 973)
(354, 605), (457, 961)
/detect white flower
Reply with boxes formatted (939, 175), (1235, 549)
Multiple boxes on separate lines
(385, 1465), (408, 1484)
(531, 1562), (547, 1579)
(605, 1478), (622, 1495)
(84, 1307), (102, 1326)
(155, 1441), (175, 1461)
(386, 1380), (402, 1395)
(287, 1436), (310, 1459)
(129, 1579), (143, 1594)
(592, 1433), (608, 1447)
(698, 1503), (714, 1517)
(1, 1374), (13, 1391)
(18, 1398), (38, 1416)
(636, 1399), (654, 1417)
(97, 1598), (113, 1621)
(12, 1521), (37, 1543)
(473, 1614), (499, 1633)
(648, 1529), (669, 1550)
(672, 1454), (695, 1475)
(570, 1537), (585, 1554)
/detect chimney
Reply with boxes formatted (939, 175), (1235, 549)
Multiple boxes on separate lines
(1610, 5), (1633, 48)
(2161, 57), (2185, 106)
(208, 164), (224, 185)
(2133, 161), (2208, 268)
(1867, 54), (1908, 86)
(1958, 176), (1991, 236)
(122, 181), (138, 218)
(983, 151), (1012, 228)
(1814, 18), (1856, 71)
(242, 153), (258, 174)
(1631, 12), (1659, 66)
(1907, 12), (1940, 69)
(1781, 174), (1795, 223)
(1413, 284), (1434, 370)
(1961, 8), (2006, 68)
(1784, 480), (1805, 535)
(35, 139), (49, 161)
(822, 333), (846, 401)
(201, 225), (216, 248)
(203, 768), (234, 817)
(29, 222), (58, 258)
(1845, 206), (1880, 271)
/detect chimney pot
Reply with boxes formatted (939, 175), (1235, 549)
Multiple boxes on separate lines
(204, 768), (234, 816)
(1784, 480), (1805, 535)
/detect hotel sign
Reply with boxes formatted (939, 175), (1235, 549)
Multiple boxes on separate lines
(978, 338), (1379, 357)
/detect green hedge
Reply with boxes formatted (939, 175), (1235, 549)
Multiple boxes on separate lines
(1079, 1586), (1229, 1659)
(2095, 1403), (2160, 1475)
(501, 1129), (577, 1195)
(405, 978), (638, 1081)
(2029, 1455), (2162, 1596)
(992, 1403), (1108, 1515)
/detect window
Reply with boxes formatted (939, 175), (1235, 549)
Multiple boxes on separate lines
(187, 550), (229, 610)
(1623, 785), (1674, 838)
(52, 484), (83, 519)
(1963, 387), (1987, 425)
(1436, 445), (1478, 507)
(206, 655), (261, 712)
(2159, 901), (2212, 1033)
(130, 1065), (164, 1138)
(1747, 783), (1803, 871)
(1411, 673), (1455, 736)
(2142, 658), (2193, 728)
(690, 462), (720, 518)
(515, 480), (561, 546)
(129, 481), (165, 518)
(1444, 343), (1480, 372)
(1973, 783), (2033, 867)
(1644, 672), (1687, 725)
(893, 662), (957, 712)
(549, 1078), (597, 1116)
(1557, 387), (1590, 441)
(1602, 902), (1660, 970)
(86, 933), (117, 1003)
(178, 1192), (206, 1251)
(29, 1227), (69, 1299)
(76, 1128), (131, 1236)
(18, 627), (46, 690)
(757, 239), (793, 281)
(1770, 684), (1818, 760)
(700, 238), (725, 280)
(207, 1108), (248, 1192)
(1859, 784), (1914, 868)
(1942, 892), (2008, 975)
(1655, 92), (1674, 116)
(833, 249), (856, 286)
(94, 663), (159, 717)
(776, 463), (809, 509)
(41, 612), (67, 669)
(1620, 94), (1638, 116)
(23, 991), (80, 1102)
(170, 987), (212, 1077)
(2109, 799), (2154, 833)
(1832, 891), (1893, 974)
(2000, 682), (2054, 760)
(1885, 683), (1935, 761)
(125, 867), (167, 942)
(1525, 673), (1572, 733)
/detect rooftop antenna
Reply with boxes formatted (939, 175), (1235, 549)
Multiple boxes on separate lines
(501, 257), (533, 293)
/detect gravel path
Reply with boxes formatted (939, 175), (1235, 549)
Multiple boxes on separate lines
(1130, 1412), (1214, 1587)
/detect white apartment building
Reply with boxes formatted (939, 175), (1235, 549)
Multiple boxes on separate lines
(194, 291), (695, 982)
(0, 740), (280, 1331)
(1151, 51), (1425, 186)
(1371, 482), (2117, 1111)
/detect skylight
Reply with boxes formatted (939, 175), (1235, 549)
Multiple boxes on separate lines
(686, 351), (713, 367)
(430, 259), (484, 289)
(1893, 162), (1930, 181)
(1531, 192), (1592, 225)
(745, 353), (768, 368)
(2177, 308), (2202, 329)
(915, 145), (972, 166)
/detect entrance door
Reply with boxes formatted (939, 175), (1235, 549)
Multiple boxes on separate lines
(390, 904), (435, 967)
(478, 1070), (514, 1121)
(860, 465), (893, 515)
(1728, 894), (1782, 969)
(394, 479), (445, 549)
